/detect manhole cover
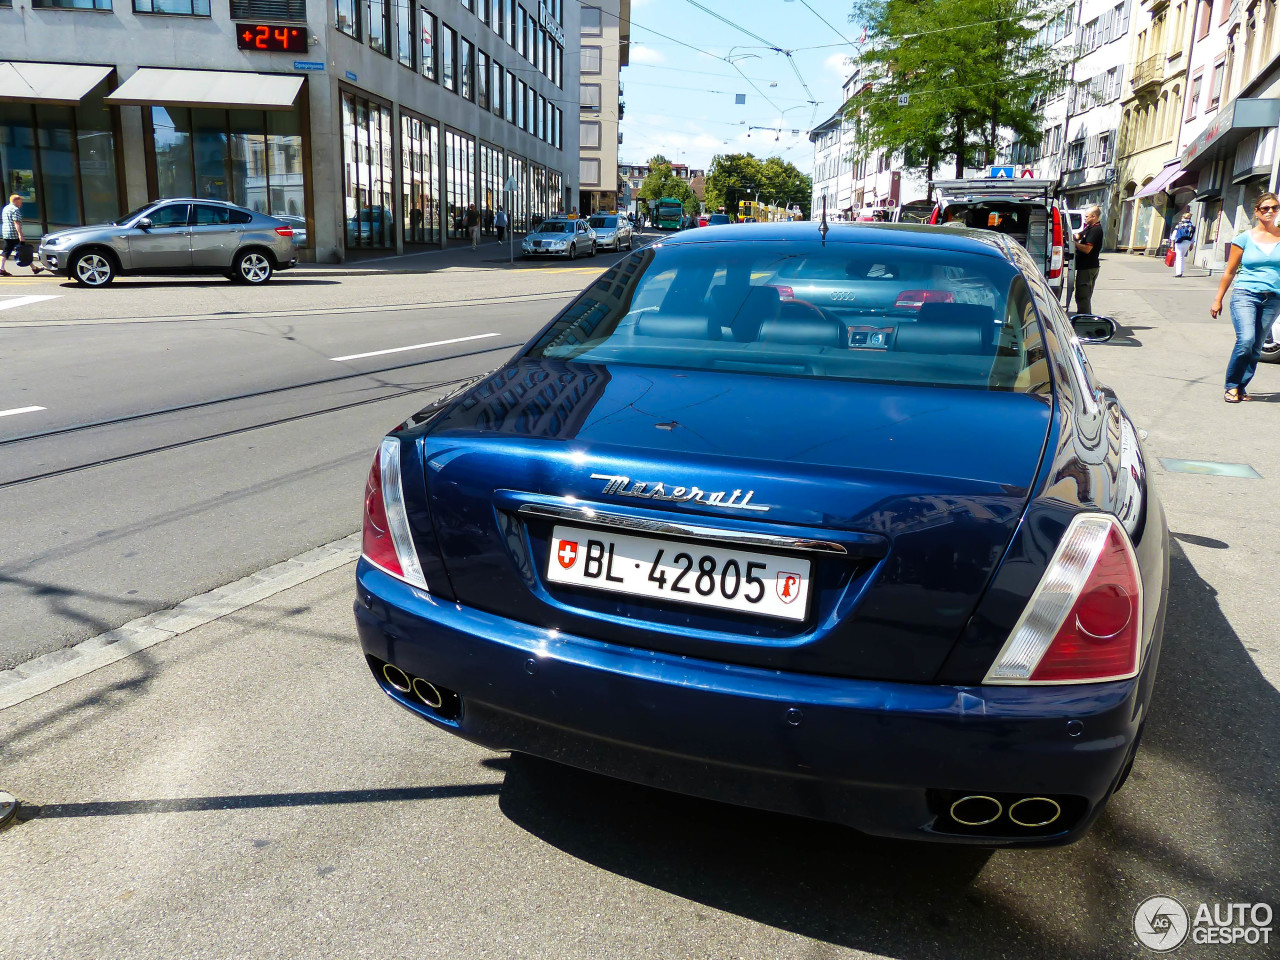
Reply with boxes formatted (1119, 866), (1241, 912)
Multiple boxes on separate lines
(0, 792), (17, 831)
(1159, 458), (1262, 479)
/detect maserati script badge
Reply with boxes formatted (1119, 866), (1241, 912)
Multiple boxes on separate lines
(591, 473), (769, 512)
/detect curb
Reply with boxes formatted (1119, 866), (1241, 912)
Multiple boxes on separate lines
(0, 533), (360, 712)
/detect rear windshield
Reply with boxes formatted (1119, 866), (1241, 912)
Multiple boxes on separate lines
(708, 214), (731, 224)
(525, 240), (1049, 393)
(589, 216), (616, 227)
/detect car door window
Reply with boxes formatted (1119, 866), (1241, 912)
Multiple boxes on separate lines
(146, 204), (190, 228)
(193, 204), (232, 226)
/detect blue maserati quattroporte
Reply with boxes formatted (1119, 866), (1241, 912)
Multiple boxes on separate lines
(354, 222), (1168, 846)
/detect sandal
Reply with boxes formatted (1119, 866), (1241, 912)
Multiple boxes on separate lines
(1240, 391), (1256, 401)
(1225, 389), (1242, 403)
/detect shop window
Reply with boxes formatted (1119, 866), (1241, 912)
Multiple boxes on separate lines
(581, 4), (601, 35)
(367, 0), (391, 55)
(581, 45), (602, 74)
(337, 0), (359, 38)
(506, 153), (526, 230)
(460, 38), (475, 101)
(441, 22), (457, 91)
(341, 91), (395, 249)
(421, 10), (438, 81)
(232, 0), (305, 19)
(135, 0), (211, 14)
(401, 113), (439, 244)
(479, 142), (504, 228)
(32, 0), (112, 8)
(444, 128), (476, 241)
(396, 0), (414, 68)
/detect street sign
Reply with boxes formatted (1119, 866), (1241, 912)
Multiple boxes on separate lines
(1020, 168), (1035, 178)
(988, 166), (1015, 179)
(503, 176), (518, 191)
(897, 93), (910, 106)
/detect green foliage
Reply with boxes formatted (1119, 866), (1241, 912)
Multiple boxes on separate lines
(638, 156), (699, 214)
(849, 0), (1068, 183)
(705, 153), (812, 218)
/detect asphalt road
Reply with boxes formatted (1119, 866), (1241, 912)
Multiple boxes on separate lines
(0, 250), (1276, 960)
(0, 249), (627, 669)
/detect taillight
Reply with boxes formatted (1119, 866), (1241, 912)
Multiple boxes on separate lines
(274, 226), (294, 237)
(929, 206), (940, 224)
(772, 284), (795, 300)
(1047, 207), (1064, 279)
(894, 289), (956, 310)
(985, 515), (1142, 684)
(361, 437), (428, 589)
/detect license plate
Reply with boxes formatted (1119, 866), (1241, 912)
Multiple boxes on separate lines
(546, 525), (811, 621)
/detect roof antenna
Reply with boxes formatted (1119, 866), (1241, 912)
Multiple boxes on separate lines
(819, 195), (829, 243)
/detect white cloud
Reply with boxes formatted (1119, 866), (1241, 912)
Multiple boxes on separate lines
(824, 52), (854, 80)
(628, 44), (666, 65)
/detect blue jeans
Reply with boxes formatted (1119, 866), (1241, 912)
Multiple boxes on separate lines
(1226, 289), (1280, 391)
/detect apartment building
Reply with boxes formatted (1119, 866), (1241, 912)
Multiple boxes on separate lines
(618, 161), (704, 216)
(0, 0), (576, 261)
(578, 0), (627, 213)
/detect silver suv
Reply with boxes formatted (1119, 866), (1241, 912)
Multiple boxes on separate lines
(39, 199), (299, 287)
(586, 213), (633, 251)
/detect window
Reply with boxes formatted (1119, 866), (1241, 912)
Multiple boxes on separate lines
(518, 5), (527, 56)
(135, 0), (210, 14)
(1209, 57), (1225, 108)
(580, 83), (601, 110)
(477, 51), (489, 109)
(460, 38), (475, 101)
(1188, 71), (1202, 117)
(506, 70), (516, 123)
(421, 10), (438, 80)
(506, 0), (516, 45)
(581, 45), (602, 74)
(495, 0), (504, 36)
(341, 92), (395, 248)
(580, 157), (600, 184)
(1198, 0), (1212, 38)
(552, 45), (562, 87)
(402, 114), (439, 244)
(479, 0), (488, 25)
(1066, 138), (1086, 170)
(581, 4), (601, 34)
(517, 79), (526, 128)
(396, 0), (414, 67)
(192, 203), (234, 225)
(232, 0), (304, 17)
(444, 128), (475, 241)
(491, 59), (503, 116)
(1219, 0), (1230, 24)
(367, 0), (390, 54)
(33, 0), (112, 7)
(526, 85), (535, 132)
(441, 22), (457, 91)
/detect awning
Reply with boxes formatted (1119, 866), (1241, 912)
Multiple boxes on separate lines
(106, 68), (304, 110)
(0, 62), (112, 105)
(1135, 163), (1194, 198)
(1181, 97), (1280, 170)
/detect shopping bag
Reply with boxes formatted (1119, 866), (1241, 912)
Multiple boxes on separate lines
(1164, 247), (1176, 267)
(14, 242), (34, 267)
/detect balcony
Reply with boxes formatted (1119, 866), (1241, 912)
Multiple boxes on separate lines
(1130, 55), (1164, 94)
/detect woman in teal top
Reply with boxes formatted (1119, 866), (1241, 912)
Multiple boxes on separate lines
(1211, 191), (1280, 401)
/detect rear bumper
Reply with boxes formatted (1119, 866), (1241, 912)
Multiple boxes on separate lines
(355, 560), (1145, 846)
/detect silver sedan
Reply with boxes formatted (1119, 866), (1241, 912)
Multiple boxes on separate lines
(521, 219), (597, 259)
(38, 199), (299, 287)
(586, 213), (633, 251)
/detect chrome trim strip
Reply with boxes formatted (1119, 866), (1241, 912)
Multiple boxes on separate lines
(516, 503), (848, 555)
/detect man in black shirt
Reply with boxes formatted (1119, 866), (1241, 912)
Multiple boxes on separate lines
(1073, 205), (1104, 314)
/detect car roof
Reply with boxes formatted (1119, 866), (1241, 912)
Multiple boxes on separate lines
(656, 220), (1014, 260)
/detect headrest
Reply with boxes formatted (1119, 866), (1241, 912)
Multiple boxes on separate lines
(894, 320), (989, 356)
(635, 314), (721, 340)
(758, 313), (846, 348)
(916, 301), (996, 326)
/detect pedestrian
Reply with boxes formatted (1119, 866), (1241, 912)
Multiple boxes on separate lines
(1210, 192), (1280, 403)
(1072, 205), (1104, 314)
(1171, 212), (1195, 277)
(1, 194), (43, 277)
(495, 205), (509, 243)
(465, 202), (481, 250)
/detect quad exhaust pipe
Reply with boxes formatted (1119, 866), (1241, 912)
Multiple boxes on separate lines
(411, 677), (444, 709)
(381, 662), (412, 694)
(948, 793), (1063, 829)
(373, 657), (461, 721)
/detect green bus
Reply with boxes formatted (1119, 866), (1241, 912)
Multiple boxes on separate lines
(653, 197), (684, 230)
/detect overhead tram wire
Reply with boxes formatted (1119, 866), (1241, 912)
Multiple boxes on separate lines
(796, 0), (859, 47)
(788, 13), (1031, 52)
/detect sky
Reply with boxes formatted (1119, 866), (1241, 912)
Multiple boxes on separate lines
(617, 0), (864, 176)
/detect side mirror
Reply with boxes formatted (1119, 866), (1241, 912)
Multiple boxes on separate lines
(1071, 314), (1116, 343)
(136, 217), (153, 230)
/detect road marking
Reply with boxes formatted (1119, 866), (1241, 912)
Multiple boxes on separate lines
(0, 294), (61, 311)
(0, 405), (46, 418)
(331, 332), (501, 362)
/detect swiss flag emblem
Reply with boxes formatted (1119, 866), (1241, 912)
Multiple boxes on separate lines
(557, 540), (579, 569)
(776, 572), (801, 603)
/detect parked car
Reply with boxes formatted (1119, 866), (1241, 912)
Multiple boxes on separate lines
(707, 213), (731, 226)
(273, 214), (308, 248)
(521, 218), (597, 259)
(587, 213), (633, 251)
(354, 221), (1168, 847)
(37, 199), (298, 287)
(930, 179), (1073, 301)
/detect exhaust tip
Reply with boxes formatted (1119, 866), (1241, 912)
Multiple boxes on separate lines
(381, 662), (412, 694)
(411, 677), (444, 709)
(1008, 796), (1062, 828)
(949, 795), (1003, 826)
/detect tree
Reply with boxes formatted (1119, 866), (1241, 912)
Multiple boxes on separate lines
(849, 0), (1067, 186)
(637, 156), (698, 214)
(759, 156), (813, 218)
(704, 153), (764, 218)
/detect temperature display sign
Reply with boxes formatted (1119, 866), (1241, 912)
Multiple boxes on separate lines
(236, 24), (309, 53)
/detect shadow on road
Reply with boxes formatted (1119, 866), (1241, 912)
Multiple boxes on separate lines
(493, 542), (1278, 959)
